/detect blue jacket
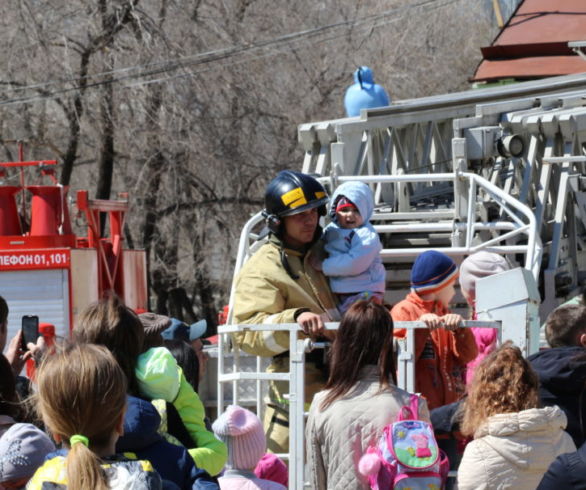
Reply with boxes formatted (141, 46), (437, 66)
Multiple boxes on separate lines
(344, 66), (390, 117)
(322, 181), (386, 294)
(528, 346), (586, 447)
(538, 440), (586, 489)
(117, 396), (219, 490)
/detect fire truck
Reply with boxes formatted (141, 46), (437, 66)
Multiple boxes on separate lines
(0, 143), (147, 343)
(215, 72), (586, 488)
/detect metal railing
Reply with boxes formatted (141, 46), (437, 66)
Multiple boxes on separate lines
(296, 74), (586, 318)
(299, 73), (586, 178)
(395, 320), (501, 394)
(319, 171), (541, 278)
(217, 320), (501, 489)
(227, 169), (541, 314)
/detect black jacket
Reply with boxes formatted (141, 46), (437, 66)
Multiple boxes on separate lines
(529, 346), (586, 447)
(538, 440), (586, 489)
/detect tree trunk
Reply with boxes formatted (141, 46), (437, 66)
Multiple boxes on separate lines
(96, 79), (115, 200)
(168, 287), (198, 323)
(60, 51), (90, 186)
(194, 266), (218, 334)
(141, 86), (164, 250)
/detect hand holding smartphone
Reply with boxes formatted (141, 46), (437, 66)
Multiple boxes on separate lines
(21, 315), (39, 351)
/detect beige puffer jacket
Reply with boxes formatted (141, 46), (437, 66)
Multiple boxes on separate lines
(457, 406), (576, 490)
(306, 365), (430, 490)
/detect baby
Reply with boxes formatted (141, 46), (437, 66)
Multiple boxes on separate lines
(321, 181), (386, 313)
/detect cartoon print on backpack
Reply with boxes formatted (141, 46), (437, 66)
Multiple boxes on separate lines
(358, 394), (448, 489)
(392, 420), (437, 468)
(409, 432), (432, 459)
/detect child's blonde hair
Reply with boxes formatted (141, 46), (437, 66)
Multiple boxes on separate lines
(36, 343), (127, 490)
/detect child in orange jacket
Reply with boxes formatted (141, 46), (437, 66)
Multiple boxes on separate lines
(391, 250), (477, 410)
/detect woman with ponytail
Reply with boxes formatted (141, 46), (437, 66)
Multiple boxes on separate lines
(27, 343), (162, 490)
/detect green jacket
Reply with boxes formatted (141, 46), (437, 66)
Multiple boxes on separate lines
(136, 348), (227, 476)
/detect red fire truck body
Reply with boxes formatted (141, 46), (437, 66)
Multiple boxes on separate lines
(0, 151), (147, 343)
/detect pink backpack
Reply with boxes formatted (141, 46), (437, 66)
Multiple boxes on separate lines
(358, 394), (449, 489)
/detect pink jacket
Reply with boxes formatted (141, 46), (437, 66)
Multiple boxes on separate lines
(218, 470), (286, 490)
(465, 312), (498, 384)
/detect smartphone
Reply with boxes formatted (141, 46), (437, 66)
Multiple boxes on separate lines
(21, 315), (39, 351)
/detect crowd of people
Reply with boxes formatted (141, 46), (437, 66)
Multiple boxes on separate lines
(0, 169), (584, 489)
(0, 292), (292, 489)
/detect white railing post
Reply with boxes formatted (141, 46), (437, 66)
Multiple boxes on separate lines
(288, 327), (306, 489)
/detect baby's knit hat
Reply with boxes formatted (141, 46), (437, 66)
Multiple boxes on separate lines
(459, 251), (509, 296)
(411, 250), (458, 294)
(0, 423), (55, 483)
(212, 405), (266, 470)
(335, 196), (357, 213)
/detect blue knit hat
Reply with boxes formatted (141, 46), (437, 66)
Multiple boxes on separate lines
(411, 250), (458, 294)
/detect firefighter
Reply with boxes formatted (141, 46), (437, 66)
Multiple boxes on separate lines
(232, 170), (339, 454)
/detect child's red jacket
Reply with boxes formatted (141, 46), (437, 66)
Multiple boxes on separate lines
(391, 291), (477, 410)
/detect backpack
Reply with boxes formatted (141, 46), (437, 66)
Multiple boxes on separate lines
(358, 394), (449, 489)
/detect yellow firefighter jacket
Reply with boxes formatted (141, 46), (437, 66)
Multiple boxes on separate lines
(232, 235), (339, 409)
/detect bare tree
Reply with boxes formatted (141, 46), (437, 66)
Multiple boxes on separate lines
(0, 0), (498, 331)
